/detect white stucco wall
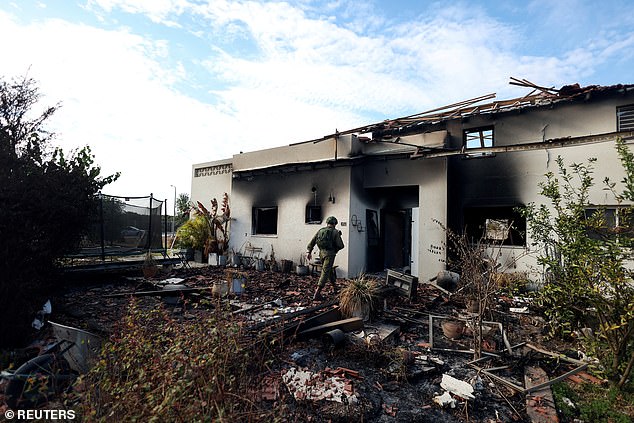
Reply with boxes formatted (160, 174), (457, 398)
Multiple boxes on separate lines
(189, 91), (634, 283)
(190, 158), (233, 207)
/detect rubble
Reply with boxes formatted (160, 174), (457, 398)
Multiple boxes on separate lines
(440, 374), (475, 400)
(1, 263), (607, 422)
(281, 367), (359, 404)
(433, 391), (457, 408)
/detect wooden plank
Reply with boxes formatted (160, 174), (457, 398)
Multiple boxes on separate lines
(296, 307), (343, 332)
(525, 366), (560, 423)
(297, 317), (363, 340)
(248, 299), (338, 332)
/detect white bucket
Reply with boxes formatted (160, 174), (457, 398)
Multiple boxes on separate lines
(209, 253), (219, 266)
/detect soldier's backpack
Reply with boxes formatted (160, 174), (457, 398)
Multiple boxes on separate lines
(316, 227), (334, 250)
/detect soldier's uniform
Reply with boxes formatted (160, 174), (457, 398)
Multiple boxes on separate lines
(307, 216), (344, 301)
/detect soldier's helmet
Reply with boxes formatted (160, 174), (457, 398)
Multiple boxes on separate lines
(326, 216), (338, 225)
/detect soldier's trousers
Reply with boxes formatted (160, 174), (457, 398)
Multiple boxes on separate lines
(318, 253), (337, 289)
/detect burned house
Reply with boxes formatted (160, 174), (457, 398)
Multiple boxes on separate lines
(191, 83), (634, 282)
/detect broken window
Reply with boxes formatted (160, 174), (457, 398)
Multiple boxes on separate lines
(252, 206), (278, 235)
(463, 126), (494, 157)
(463, 206), (526, 246)
(617, 104), (634, 131)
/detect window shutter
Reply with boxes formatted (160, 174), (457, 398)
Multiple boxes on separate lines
(617, 104), (634, 131)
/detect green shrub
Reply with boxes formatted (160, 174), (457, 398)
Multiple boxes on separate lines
(522, 138), (634, 389)
(174, 215), (209, 250)
(0, 75), (117, 347)
(78, 299), (281, 422)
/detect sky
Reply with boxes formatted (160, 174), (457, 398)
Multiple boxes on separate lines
(1, 0), (633, 209)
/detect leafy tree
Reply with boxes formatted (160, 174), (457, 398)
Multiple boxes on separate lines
(0, 75), (118, 347)
(175, 192), (191, 229)
(522, 138), (634, 389)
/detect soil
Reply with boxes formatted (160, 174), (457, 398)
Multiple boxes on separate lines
(0, 263), (592, 422)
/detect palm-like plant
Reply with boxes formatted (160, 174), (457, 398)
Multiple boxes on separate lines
(192, 193), (231, 256)
(339, 274), (380, 320)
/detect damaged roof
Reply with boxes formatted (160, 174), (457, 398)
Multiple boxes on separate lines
(327, 79), (634, 142)
(228, 79), (634, 176)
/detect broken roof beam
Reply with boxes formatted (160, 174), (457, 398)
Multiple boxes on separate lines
(403, 93), (497, 120)
(509, 77), (559, 96)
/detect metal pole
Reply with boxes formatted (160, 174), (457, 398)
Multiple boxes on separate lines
(99, 192), (105, 262)
(148, 193), (153, 251)
(170, 185), (176, 234)
(164, 199), (168, 254)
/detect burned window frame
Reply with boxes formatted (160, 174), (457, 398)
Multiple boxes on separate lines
(305, 205), (322, 224)
(252, 206), (278, 235)
(463, 205), (526, 246)
(463, 126), (494, 158)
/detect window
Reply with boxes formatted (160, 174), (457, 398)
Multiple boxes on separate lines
(617, 104), (634, 131)
(464, 126), (494, 157)
(252, 207), (278, 235)
(463, 206), (526, 246)
(584, 206), (634, 240)
(305, 205), (322, 224)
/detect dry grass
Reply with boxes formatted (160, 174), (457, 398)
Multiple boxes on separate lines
(339, 274), (380, 319)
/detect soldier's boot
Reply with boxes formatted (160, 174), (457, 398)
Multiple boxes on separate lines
(330, 268), (338, 294)
(312, 286), (324, 301)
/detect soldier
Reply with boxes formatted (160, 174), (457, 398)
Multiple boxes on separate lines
(307, 216), (344, 301)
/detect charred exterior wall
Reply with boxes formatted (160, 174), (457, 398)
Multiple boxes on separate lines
(446, 94), (634, 276)
(230, 165), (353, 277)
(353, 156), (447, 282)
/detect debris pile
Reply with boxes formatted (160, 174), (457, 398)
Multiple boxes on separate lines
(282, 367), (359, 404)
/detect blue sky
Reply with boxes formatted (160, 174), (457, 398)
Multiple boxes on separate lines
(1, 0), (633, 204)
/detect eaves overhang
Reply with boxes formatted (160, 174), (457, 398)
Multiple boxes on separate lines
(232, 156), (361, 180)
(231, 152), (416, 180)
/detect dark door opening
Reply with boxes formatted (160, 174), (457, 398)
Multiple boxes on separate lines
(365, 209), (381, 272)
(364, 185), (418, 273)
(381, 209), (412, 271)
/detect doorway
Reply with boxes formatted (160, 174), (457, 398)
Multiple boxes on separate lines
(382, 209), (412, 271)
(363, 185), (419, 273)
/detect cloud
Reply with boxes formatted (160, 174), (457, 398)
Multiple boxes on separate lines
(0, 10), (217, 201)
(3, 0), (634, 203)
(85, 0), (188, 25)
